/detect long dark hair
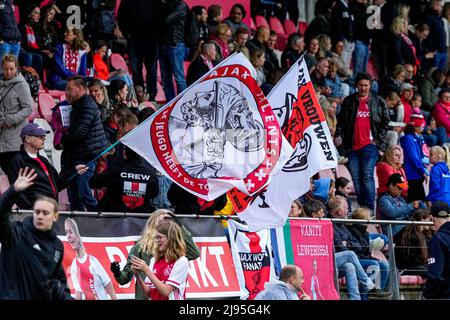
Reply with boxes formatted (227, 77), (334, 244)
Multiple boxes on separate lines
(398, 209), (432, 263)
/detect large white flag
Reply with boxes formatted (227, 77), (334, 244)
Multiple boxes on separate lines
(229, 56), (337, 231)
(121, 53), (293, 201)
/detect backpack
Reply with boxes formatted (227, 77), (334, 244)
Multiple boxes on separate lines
(20, 66), (41, 99)
(184, 1), (199, 48)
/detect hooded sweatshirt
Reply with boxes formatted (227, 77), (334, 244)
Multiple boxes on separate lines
(427, 161), (450, 204)
(254, 279), (299, 300)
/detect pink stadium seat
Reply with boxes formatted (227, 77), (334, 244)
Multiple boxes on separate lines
(250, 17), (257, 33)
(59, 94), (66, 102)
(276, 34), (288, 52)
(28, 100), (41, 122)
(336, 164), (356, 195)
(38, 92), (56, 122)
(142, 101), (156, 111)
(319, 169), (335, 180)
(0, 175), (9, 194)
(47, 90), (65, 99)
(183, 61), (191, 77)
(155, 82), (166, 104)
(284, 19), (297, 35)
(367, 58), (379, 81)
(110, 53), (129, 73)
(255, 15), (269, 28)
(269, 17), (286, 35)
(58, 189), (70, 211)
(298, 21), (308, 35)
(114, 0), (121, 17)
(13, 5), (19, 24)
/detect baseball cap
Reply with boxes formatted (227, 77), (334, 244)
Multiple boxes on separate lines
(431, 201), (450, 218)
(387, 173), (408, 189)
(20, 123), (50, 137)
(400, 83), (417, 91)
(408, 113), (426, 128)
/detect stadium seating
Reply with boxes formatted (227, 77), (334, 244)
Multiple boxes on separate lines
(283, 19), (297, 35)
(336, 164), (355, 195)
(269, 17), (288, 51)
(13, 5), (19, 24)
(250, 16), (257, 33)
(28, 100), (41, 122)
(142, 101), (157, 111)
(38, 92), (55, 122)
(255, 15), (269, 28)
(298, 21), (308, 35)
(110, 53), (129, 73)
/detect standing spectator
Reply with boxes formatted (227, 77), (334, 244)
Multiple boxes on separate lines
(427, 146), (450, 204)
(335, 73), (390, 210)
(92, 40), (110, 81)
(110, 210), (199, 300)
(209, 23), (232, 64)
(394, 208), (433, 278)
(378, 173), (419, 235)
(330, 0), (354, 68)
(424, 201), (450, 299)
(159, 0), (188, 102)
(255, 265), (310, 300)
(132, 219), (189, 300)
(0, 167), (72, 300)
(89, 146), (159, 213)
(64, 218), (117, 300)
(400, 114), (429, 202)
(424, 0), (447, 71)
(376, 144), (408, 197)
(0, 0), (21, 69)
(47, 28), (87, 90)
(280, 33), (304, 71)
(0, 54), (33, 173)
(432, 88), (450, 138)
(61, 76), (108, 211)
(388, 17), (419, 72)
(192, 6), (209, 43)
(207, 4), (223, 36)
(7, 123), (87, 209)
(223, 4), (249, 36)
(349, 0), (371, 77)
(420, 68), (445, 112)
(90, 0), (117, 44)
(410, 23), (435, 76)
(186, 42), (216, 86)
(304, 2), (331, 43)
(117, 0), (160, 101)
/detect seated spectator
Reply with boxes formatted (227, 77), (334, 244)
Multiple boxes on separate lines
(379, 64), (406, 97)
(40, 5), (61, 58)
(7, 123), (87, 209)
(92, 40), (110, 81)
(399, 83), (417, 125)
(427, 146), (450, 204)
(266, 31), (282, 68)
(246, 26), (276, 74)
(228, 27), (250, 59)
(255, 265), (310, 300)
(313, 177), (334, 205)
(348, 207), (390, 292)
(108, 79), (139, 115)
(419, 68), (444, 112)
(47, 27), (87, 90)
(378, 173), (421, 236)
(81, 40), (95, 79)
(109, 26), (128, 56)
(19, 6), (45, 77)
(322, 98), (337, 136)
(88, 79), (112, 123)
(209, 23), (231, 64)
(304, 37), (319, 71)
(289, 199), (305, 217)
(400, 114), (430, 202)
(325, 60), (350, 100)
(89, 146), (158, 213)
(393, 208), (433, 278)
(330, 40), (352, 81)
(303, 199), (326, 218)
(335, 177), (352, 212)
(250, 48), (266, 86)
(261, 69), (283, 96)
(432, 88), (450, 138)
(311, 58), (331, 97)
(222, 4), (249, 36)
(317, 34), (333, 59)
(376, 144), (408, 197)
(281, 33), (304, 71)
(186, 42), (216, 86)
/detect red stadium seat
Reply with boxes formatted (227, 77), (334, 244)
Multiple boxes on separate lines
(367, 58), (379, 81)
(47, 90), (65, 99)
(155, 82), (166, 104)
(13, 5), (19, 24)
(269, 17), (286, 35)
(284, 19), (297, 35)
(298, 21), (308, 35)
(38, 92), (56, 122)
(110, 53), (129, 73)
(183, 61), (191, 77)
(255, 15), (269, 28)
(250, 17), (257, 33)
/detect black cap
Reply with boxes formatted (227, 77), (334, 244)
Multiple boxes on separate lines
(431, 201), (450, 218)
(387, 173), (408, 189)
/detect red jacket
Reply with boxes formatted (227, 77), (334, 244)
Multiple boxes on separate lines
(376, 162), (408, 197)
(93, 53), (110, 81)
(433, 102), (450, 136)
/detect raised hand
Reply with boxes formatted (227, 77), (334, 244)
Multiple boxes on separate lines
(13, 167), (37, 192)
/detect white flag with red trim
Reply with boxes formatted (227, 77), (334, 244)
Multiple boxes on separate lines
(228, 56), (337, 231)
(121, 53), (293, 201)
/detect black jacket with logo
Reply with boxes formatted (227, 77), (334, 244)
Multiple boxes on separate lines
(0, 188), (72, 300)
(89, 157), (159, 213)
(336, 92), (390, 153)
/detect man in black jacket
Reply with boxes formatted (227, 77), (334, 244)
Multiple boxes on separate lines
(61, 76), (108, 211)
(424, 201), (450, 299)
(335, 73), (390, 210)
(0, 0), (22, 69)
(89, 146), (159, 213)
(7, 122), (87, 209)
(0, 167), (72, 300)
(186, 42), (216, 86)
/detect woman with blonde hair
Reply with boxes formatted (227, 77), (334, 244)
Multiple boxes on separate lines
(131, 219), (189, 300)
(109, 209), (199, 299)
(209, 23), (231, 63)
(376, 144), (408, 196)
(388, 16), (419, 73)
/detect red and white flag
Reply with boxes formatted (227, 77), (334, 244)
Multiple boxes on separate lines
(229, 56), (337, 231)
(121, 53), (293, 201)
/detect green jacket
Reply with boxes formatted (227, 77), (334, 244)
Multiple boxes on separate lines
(419, 76), (438, 112)
(114, 225), (200, 300)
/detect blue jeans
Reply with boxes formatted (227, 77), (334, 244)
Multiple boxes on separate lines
(19, 51), (43, 76)
(128, 39), (158, 99)
(434, 51), (447, 71)
(347, 144), (378, 210)
(0, 42), (20, 69)
(159, 43), (187, 102)
(359, 259), (389, 291)
(335, 250), (375, 300)
(352, 40), (369, 77)
(152, 174), (173, 209)
(67, 161), (98, 211)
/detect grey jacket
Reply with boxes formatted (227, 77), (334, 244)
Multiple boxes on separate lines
(254, 279), (299, 300)
(0, 73), (33, 153)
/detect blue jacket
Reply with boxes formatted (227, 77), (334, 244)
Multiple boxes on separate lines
(400, 133), (427, 180)
(313, 178), (331, 204)
(424, 221), (450, 299)
(325, 76), (344, 98)
(427, 162), (450, 204)
(378, 192), (415, 236)
(48, 44), (87, 88)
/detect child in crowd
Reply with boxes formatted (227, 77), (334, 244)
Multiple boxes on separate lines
(427, 146), (450, 204)
(303, 199), (326, 218)
(335, 177), (353, 213)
